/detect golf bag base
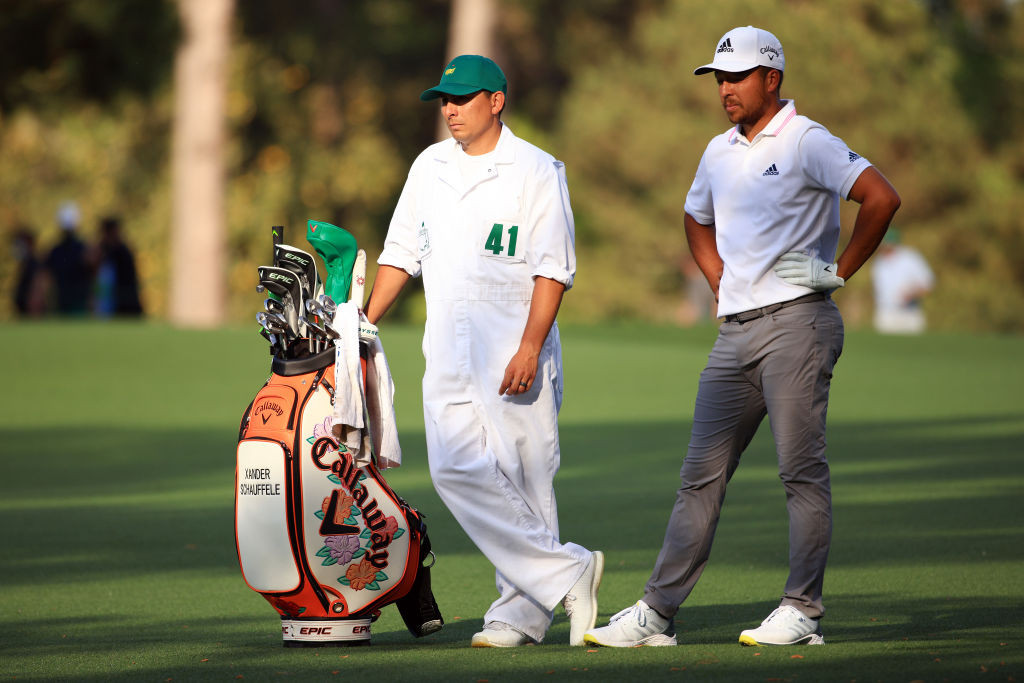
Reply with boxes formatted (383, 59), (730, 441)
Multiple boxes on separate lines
(281, 618), (373, 647)
(235, 348), (442, 647)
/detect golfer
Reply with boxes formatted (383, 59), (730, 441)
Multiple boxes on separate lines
(586, 25), (900, 647)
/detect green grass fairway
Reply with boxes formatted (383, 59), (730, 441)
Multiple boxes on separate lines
(2, 320), (1022, 681)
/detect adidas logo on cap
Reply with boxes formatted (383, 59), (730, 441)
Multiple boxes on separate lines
(763, 163), (779, 176)
(694, 26), (785, 76)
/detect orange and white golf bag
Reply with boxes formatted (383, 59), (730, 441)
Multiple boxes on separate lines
(236, 226), (442, 647)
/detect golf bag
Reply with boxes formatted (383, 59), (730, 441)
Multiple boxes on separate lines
(236, 224), (442, 647)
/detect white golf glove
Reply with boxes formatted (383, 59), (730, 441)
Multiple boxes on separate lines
(772, 252), (845, 291)
(358, 320), (379, 344)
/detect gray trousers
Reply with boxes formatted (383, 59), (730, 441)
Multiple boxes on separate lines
(644, 297), (844, 620)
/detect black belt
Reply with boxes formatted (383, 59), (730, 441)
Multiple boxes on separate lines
(723, 291), (828, 324)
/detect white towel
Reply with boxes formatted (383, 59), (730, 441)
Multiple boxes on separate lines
(363, 321), (402, 469)
(332, 302), (365, 462)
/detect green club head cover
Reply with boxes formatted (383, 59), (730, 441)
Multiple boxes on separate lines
(306, 220), (358, 304)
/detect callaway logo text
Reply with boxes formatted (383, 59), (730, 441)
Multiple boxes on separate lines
(312, 438), (397, 566)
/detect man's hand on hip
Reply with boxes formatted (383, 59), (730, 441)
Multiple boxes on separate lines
(773, 252), (845, 291)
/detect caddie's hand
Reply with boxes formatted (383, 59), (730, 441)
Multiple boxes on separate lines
(499, 346), (539, 396)
(772, 252), (845, 291)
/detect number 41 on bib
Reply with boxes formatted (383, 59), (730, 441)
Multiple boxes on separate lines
(485, 223), (518, 256)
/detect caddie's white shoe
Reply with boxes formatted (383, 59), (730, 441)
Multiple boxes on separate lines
(583, 600), (677, 647)
(738, 605), (824, 646)
(471, 622), (533, 648)
(562, 550), (604, 646)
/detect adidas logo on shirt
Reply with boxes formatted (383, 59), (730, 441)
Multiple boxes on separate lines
(848, 151), (861, 162)
(763, 164), (779, 176)
(717, 38), (734, 53)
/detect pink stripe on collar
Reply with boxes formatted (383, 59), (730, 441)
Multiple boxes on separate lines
(770, 107), (797, 136)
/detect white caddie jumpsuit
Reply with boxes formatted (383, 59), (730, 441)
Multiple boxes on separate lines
(378, 125), (592, 641)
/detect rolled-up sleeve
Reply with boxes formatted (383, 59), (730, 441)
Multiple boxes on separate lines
(378, 160), (424, 278)
(527, 159), (576, 290)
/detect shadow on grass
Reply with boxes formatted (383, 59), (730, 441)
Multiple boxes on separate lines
(2, 412), (1022, 581)
(1, 412), (1021, 680)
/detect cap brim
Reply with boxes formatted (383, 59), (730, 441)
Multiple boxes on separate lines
(419, 83), (483, 101)
(693, 60), (759, 75)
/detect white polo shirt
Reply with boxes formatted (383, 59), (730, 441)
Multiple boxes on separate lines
(684, 100), (872, 317)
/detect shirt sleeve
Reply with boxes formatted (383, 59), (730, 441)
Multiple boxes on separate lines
(799, 126), (873, 200)
(683, 149), (714, 225)
(527, 159), (577, 290)
(377, 159), (423, 278)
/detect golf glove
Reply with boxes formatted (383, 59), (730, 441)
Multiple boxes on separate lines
(772, 252), (845, 291)
(358, 320), (379, 343)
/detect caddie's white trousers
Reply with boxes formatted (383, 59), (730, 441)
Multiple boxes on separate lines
(424, 397), (591, 642)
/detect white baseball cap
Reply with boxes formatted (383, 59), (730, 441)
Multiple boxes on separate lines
(694, 26), (785, 75)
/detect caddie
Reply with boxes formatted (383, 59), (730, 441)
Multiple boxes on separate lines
(364, 54), (603, 648)
(585, 26), (900, 647)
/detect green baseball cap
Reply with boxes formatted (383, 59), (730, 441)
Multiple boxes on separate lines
(420, 54), (507, 101)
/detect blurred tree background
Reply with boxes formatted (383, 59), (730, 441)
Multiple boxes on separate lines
(1, 0), (1022, 331)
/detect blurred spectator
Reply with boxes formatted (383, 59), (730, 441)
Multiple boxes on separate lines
(871, 229), (934, 334)
(43, 201), (91, 315)
(676, 253), (716, 326)
(11, 226), (45, 316)
(93, 216), (143, 317)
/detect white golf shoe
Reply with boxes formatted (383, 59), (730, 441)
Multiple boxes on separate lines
(470, 622), (533, 648)
(583, 600), (677, 647)
(738, 605), (824, 646)
(562, 550), (605, 646)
